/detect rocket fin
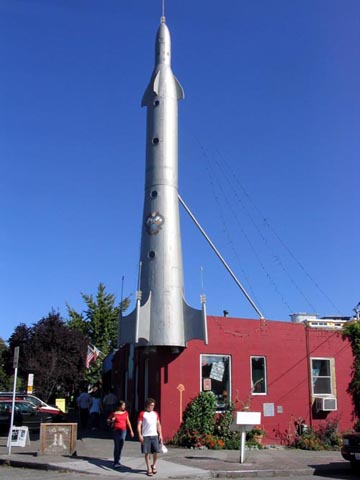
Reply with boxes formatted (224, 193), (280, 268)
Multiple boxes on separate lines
(141, 70), (184, 107)
(183, 299), (208, 344)
(136, 292), (152, 344)
(118, 309), (137, 346)
(141, 71), (160, 107)
(153, 70), (161, 96)
(174, 74), (184, 100)
(118, 292), (152, 345)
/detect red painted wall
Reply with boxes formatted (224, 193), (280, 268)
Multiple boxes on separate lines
(113, 316), (354, 445)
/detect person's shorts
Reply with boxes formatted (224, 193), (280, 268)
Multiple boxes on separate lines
(141, 435), (160, 454)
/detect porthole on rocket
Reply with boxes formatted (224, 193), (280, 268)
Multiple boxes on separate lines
(145, 212), (164, 235)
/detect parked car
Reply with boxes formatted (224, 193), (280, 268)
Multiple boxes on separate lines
(0, 399), (54, 432)
(0, 392), (63, 419)
(341, 432), (360, 471)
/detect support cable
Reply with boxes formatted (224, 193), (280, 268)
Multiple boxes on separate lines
(178, 194), (264, 319)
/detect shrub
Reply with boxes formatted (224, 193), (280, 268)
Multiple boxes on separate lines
(354, 419), (360, 432)
(316, 418), (342, 449)
(292, 428), (322, 450)
(172, 392), (241, 449)
(224, 433), (241, 449)
(215, 405), (234, 440)
(172, 392), (217, 448)
(181, 391), (217, 435)
(275, 416), (342, 451)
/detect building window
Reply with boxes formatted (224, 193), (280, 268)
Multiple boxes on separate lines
(311, 358), (334, 395)
(251, 356), (267, 394)
(200, 354), (231, 411)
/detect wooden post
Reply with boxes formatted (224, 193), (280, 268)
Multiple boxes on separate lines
(176, 384), (185, 424)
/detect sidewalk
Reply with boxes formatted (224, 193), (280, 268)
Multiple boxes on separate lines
(0, 429), (352, 479)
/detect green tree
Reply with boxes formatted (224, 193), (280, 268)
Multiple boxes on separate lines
(6, 312), (88, 402)
(67, 283), (130, 384)
(0, 337), (10, 390)
(342, 321), (360, 420)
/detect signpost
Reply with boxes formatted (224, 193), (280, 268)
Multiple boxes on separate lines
(8, 346), (20, 455)
(230, 411), (261, 463)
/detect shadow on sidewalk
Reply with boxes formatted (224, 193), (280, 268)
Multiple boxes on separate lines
(311, 461), (353, 479)
(74, 454), (144, 475)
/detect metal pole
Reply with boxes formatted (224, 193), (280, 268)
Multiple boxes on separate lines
(178, 195), (264, 319)
(240, 426), (246, 463)
(135, 261), (143, 343)
(8, 346), (19, 455)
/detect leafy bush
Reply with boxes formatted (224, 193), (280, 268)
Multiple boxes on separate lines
(342, 322), (360, 419)
(316, 418), (342, 449)
(215, 406), (234, 439)
(224, 433), (241, 449)
(172, 392), (268, 450)
(354, 419), (360, 432)
(172, 392), (217, 447)
(181, 391), (217, 435)
(274, 416), (342, 450)
(172, 392), (241, 449)
(292, 428), (322, 450)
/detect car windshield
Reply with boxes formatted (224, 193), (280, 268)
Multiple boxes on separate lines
(24, 396), (43, 407)
(16, 402), (36, 413)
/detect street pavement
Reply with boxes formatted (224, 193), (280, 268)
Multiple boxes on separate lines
(0, 428), (354, 479)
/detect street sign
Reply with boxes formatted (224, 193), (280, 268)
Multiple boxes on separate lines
(13, 346), (19, 369)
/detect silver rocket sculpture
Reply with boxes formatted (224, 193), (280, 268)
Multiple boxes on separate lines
(119, 16), (208, 349)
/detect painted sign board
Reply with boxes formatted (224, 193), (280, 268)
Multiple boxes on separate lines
(39, 423), (77, 455)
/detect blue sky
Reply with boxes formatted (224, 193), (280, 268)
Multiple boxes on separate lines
(1, 0), (359, 342)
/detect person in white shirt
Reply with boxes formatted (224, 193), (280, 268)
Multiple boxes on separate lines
(137, 398), (163, 476)
(102, 390), (118, 428)
(76, 389), (92, 429)
(89, 393), (102, 430)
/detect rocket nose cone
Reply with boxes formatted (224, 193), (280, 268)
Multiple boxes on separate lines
(155, 20), (171, 66)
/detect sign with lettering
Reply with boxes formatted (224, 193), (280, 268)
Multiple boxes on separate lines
(210, 361), (225, 381)
(263, 403), (275, 417)
(7, 426), (30, 447)
(39, 423), (77, 455)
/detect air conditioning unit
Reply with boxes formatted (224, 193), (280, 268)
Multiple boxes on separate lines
(315, 397), (337, 412)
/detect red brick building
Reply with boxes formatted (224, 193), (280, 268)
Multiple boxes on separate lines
(112, 316), (354, 444)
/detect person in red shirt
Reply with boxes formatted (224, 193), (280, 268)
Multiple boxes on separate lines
(137, 398), (163, 476)
(107, 400), (134, 468)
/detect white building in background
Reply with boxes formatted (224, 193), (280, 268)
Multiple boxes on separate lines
(290, 313), (352, 329)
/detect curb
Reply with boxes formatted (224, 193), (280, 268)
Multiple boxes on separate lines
(0, 458), (92, 475)
(1, 457), (350, 479)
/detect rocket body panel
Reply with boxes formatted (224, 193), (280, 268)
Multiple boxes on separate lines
(119, 18), (207, 348)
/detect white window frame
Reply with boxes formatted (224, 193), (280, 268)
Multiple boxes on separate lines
(310, 357), (335, 397)
(250, 356), (267, 395)
(200, 354), (231, 411)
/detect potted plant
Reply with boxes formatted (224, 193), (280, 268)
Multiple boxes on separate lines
(248, 425), (265, 445)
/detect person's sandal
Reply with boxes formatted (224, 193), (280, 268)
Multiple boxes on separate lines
(146, 471), (153, 476)
(152, 465), (157, 474)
